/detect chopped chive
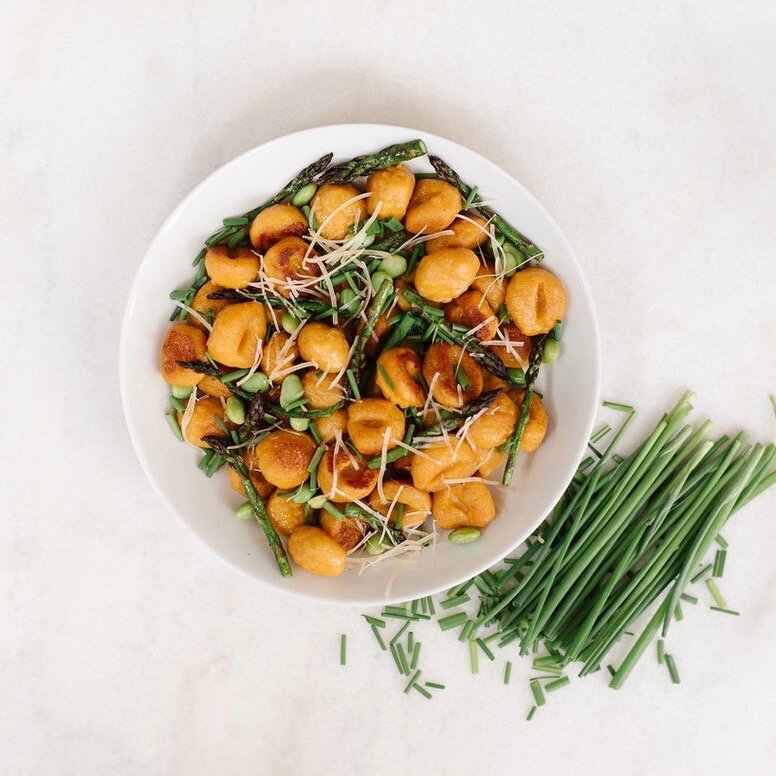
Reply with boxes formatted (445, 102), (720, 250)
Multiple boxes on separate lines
(165, 412), (184, 441)
(407, 631), (414, 653)
(346, 369), (361, 400)
(339, 634), (347, 666)
(458, 619), (476, 642)
(363, 615), (385, 628)
(404, 669), (422, 693)
(664, 654), (680, 684)
(705, 578), (727, 609)
(376, 364), (395, 389)
(589, 423), (611, 444)
(709, 606), (740, 616)
(371, 625), (386, 651)
(503, 661), (512, 685)
(691, 563), (713, 583)
(680, 593), (698, 605)
(169, 395), (186, 414)
(425, 681), (445, 690)
(308, 445), (326, 474)
(425, 596), (436, 616)
(410, 642), (421, 670)
(657, 639), (665, 664)
(714, 533), (729, 549)
(309, 422), (321, 444)
(532, 655), (563, 671)
(476, 638), (495, 661)
(602, 400), (635, 413)
(221, 368), (250, 382)
(530, 679), (546, 706)
(469, 640), (479, 674)
(198, 450), (214, 471)
(205, 454), (224, 477)
(544, 676), (571, 693)
(223, 215), (250, 226)
(389, 644), (404, 674)
(526, 706), (537, 721)
(673, 603), (683, 622)
(606, 664), (616, 677)
(383, 605), (415, 618)
(395, 643), (410, 675)
(438, 612), (468, 631)
(390, 620), (410, 645)
(413, 683), (432, 699)
(455, 367), (471, 391)
(382, 612), (416, 621)
(439, 593), (470, 609)
(713, 548), (727, 577)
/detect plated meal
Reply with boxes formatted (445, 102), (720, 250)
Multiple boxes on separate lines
(158, 139), (567, 578)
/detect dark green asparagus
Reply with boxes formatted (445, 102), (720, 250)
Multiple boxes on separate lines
(428, 155), (543, 260)
(319, 140), (427, 184)
(349, 281), (396, 390)
(203, 436), (293, 577)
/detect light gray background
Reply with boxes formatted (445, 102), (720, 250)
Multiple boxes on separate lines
(2, 2), (775, 774)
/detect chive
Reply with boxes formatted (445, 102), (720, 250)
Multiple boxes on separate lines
(407, 631), (414, 653)
(165, 412), (184, 441)
(714, 533), (729, 549)
(383, 605), (416, 617)
(673, 603), (683, 621)
(425, 681), (445, 690)
(169, 395), (186, 414)
(602, 400), (635, 413)
(664, 654), (680, 684)
(390, 620), (410, 645)
(691, 563), (713, 583)
(198, 450), (214, 471)
(321, 501), (344, 520)
(527, 706), (537, 721)
(439, 593), (470, 609)
(532, 655), (563, 671)
(377, 364), (395, 389)
(463, 185), (479, 210)
(395, 643), (410, 675)
(705, 578), (727, 608)
(389, 644), (404, 673)
(455, 367), (471, 391)
(589, 423), (611, 444)
(503, 661), (512, 685)
(410, 642), (421, 670)
(458, 619), (475, 642)
(414, 683), (432, 699)
(382, 612), (415, 621)
(339, 634), (347, 666)
(309, 422), (321, 444)
(404, 669), (422, 693)
(476, 638), (495, 661)
(371, 625), (386, 650)
(709, 606), (740, 616)
(346, 369), (361, 400)
(680, 593), (698, 605)
(530, 679), (546, 706)
(223, 215), (250, 226)
(606, 664), (616, 677)
(469, 640), (479, 674)
(363, 615), (385, 628)
(657, 638), (665, 664)
(411, 599), (420, 615)
(438, 612), (468, 631)
(205, 454), (224, 477)
(544, 676), (571, 692)
(713, 548), (727, 577)
(395, 503), (405, 529)
(308, 445), (326, 474)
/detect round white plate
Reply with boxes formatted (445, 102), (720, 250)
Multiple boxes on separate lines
(120, 123), (601, 606)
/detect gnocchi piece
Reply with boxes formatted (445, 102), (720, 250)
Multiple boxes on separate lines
(287, 525), (346, 577)
(347, 398), (406, 456)
(192, 280), (231, 322)
(160, 323), (207, 386)
(261, 331), (298, 380)
(471, 262), (506, 310)
(414, 247), (480, 304)
(262, 236), (319, 298)
(297, 322), (350, 374)
(366, 164), (415, 220)
(197, 373), (232, 399)
(410, 441), (479, 492)
(226, 455), (274, 499)
(492, 322), (532, 369)
(311, 183), (367, 240)
(363, 310), (392, 357)
(182, 395), (228, 448)
(422, 343), (484, 408)
(505, 267), (567, 336)
(319, 512), (365, 551)
(403, 179), (462, 234)
(425, 214), (489, 253)
(477, 448), (507, 478)
(249, 203), (307, 252)
(432, 482), (496, 529)
(254, 430), (316, 489)
(313, 408), (348, 443)
(301, 370), (345, 409)
(204, 245), (260, 289)
(510, 391), (549, 452)
(266, 491), (307, 537)
(468, 392), (518, 449)
(444, 289), (498, 342)
(368, 480), (432, 528)
(317, 447), (379, 503)
(207, 302), (267, 368)
(375, 347), (426, 408)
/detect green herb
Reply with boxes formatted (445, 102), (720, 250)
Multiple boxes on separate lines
(713, 548), (727, 577)
(657, 639), (665, 664)
(705, 578), (727, 608)
(664, 654), (680, 684)
(469, 640), (479, 674)
(709, 607), (740, 616)
(530, 679), (546, 706)
(544, 676), (570, 692)
(404, 669), (422, 693)
(438, 612), (468, 631)
(504, 661), (512, 685)
(377, 364), (395, 390)
(526, 706), (537, 721)
(414, 683), (432, 699)
(339, 634), (347, 666)
(455, 367), (471, 391)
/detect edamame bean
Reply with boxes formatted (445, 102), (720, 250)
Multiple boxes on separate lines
(379, 254), (407, 279)
(371, 271), (393, 293)
(291, 183), (317, 207)
(236, 501), (254, 520)
(226, 396), (246, 424)
(365, 533), (388, 556)
(542, 339), (561, 364)
(282, 312), (301, 334)
(290, 416), (310, 432)
(280, 374), (304, 409)
(308, 494), (328, 509)
(448, 527), (481, 544)
(240, 371), (269, 393)
(340, 288), (359, 314)
(502, 242), (523, 276)
(171, 384), (194, 400)
(289, 483), (313, 504)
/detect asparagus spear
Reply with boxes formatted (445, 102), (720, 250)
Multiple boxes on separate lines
(422, 389), (503, 435)
(319, 140), (427, 184)
(428, 155), (543, 260)
(502, 334), (548, 486)
(402, 289), (508, 380)
(203, 436), (293, 577)
(349, 280), (395, 389)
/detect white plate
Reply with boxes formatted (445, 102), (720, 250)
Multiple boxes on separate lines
(120, 124), (601, 606)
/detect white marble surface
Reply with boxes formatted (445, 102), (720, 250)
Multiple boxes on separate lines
(2, 2), (775, 774)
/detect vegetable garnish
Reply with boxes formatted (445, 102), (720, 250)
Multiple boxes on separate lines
(349, 393), (774, 714)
